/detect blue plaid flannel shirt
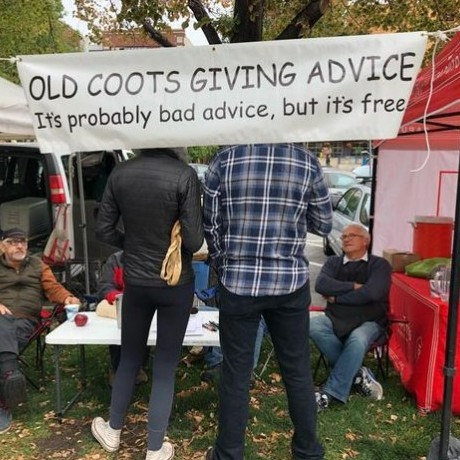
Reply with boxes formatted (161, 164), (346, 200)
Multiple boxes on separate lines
(203, 143), (333, 297)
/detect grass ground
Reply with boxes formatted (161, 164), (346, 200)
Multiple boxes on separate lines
(2, 337), (459, 460)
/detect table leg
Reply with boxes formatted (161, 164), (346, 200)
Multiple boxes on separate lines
(80, 345), (87, 386)
(52, 345), (65, 422)
(53, 344), (87, 422)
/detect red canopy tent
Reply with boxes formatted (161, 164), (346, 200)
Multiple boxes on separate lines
(373, 32), (460, 255)
(401, 31), (460, 138)
(374, 31), (460, 460)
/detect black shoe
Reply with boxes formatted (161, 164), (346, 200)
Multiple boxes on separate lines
(201, 364), (222, 385)
(1, 370), (27, 407)
(204, 447), (214, 460)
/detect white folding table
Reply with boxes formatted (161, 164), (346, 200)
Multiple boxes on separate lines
(46, 310), (219, 420)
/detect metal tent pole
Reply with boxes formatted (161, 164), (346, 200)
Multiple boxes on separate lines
(438, 153), (460, 459)
(428, 152), (460, 460)
(367, 146), (378, 253)
(75, 152), (91, 295)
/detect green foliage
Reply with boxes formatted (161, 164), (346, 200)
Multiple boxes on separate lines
(188, 145), (219, 163)
(0, 0), (81, 83)
(73, 0), (236, 43)
(263, 0), (311, 40)
(309, 0), (460, 39)
(73, 0), (460, 48)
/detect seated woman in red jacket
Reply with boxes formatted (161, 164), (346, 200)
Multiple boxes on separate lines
(96, 251), (149, 386)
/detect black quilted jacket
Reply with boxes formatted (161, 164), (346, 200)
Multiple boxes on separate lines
(96, 149), (204, 287)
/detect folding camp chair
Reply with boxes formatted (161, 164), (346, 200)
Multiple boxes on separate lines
(18, 304), (65, 389)
(309, 305), (406, 384)
(255, 331), (274, 378)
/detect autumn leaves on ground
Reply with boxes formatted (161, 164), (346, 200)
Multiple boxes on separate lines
(1, 344), (458, 460)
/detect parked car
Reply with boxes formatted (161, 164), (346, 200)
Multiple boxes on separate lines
(352, 164), (372, 180)
(189, 162), (208, 186)
(322, 167), (359, 206)
(323, 183), (371, 256)
(0, 143), (131, 265)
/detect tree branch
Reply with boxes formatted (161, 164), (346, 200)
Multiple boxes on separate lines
(188, 0), (222, 45)
(231, 0), (265, 43)
(142, 20), (175, 47)
(276, 0), (330, 40)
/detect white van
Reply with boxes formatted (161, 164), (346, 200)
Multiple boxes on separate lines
(0, 143), (131, 287)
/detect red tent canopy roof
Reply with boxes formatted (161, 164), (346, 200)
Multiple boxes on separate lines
(400, 31), (460, 133)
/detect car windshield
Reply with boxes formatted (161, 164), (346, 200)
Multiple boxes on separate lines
(325, 172), (357, 190)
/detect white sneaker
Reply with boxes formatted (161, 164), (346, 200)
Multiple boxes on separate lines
(146, 441), (174, 460)
(91, 417), (121, 452)
(315, 391), (330, 412)
(354, 366), (383, 400)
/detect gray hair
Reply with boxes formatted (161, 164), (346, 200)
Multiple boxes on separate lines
(345, 224), (371, 246)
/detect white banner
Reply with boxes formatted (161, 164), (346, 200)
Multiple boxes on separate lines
(17, 32), (427, 153)
(0, 76), (34, 136)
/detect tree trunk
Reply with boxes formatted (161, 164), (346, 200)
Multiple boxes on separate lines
(188, 0), (222, 45)
(277, 0), (330, 40)
(144, 0), (330, 47)
(231, 0), (266, 43)
(143, 20), (175, 47)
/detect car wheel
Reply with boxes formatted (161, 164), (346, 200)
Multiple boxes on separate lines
(323, 237), (334, 256)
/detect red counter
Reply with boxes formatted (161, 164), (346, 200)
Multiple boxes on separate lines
(389, 273), (460, 414)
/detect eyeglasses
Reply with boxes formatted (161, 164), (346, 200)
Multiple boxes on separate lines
(3, 238), (28, 247)
(340, 233), (365, 241)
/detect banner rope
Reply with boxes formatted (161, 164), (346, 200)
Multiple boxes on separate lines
(411, 26), (460, 173)
(0, 57), (20, 63)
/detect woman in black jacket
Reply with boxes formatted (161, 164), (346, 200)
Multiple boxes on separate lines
(91, 148), (204, 460)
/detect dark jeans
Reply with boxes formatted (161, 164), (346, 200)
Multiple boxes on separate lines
(214, 281), (324, 460)
(109, 282), (194, 451)
(0, 315), (37, 355)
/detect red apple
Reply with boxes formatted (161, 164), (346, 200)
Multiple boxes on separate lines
(74, 313), (88, 327)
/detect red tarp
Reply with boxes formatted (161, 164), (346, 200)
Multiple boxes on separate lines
(390, 274), (460, 415)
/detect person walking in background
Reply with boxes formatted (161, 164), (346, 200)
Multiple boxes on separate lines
(310, 224), (391, 411)
(203, 143), (332, 460)
(96, 250), (149, 387)
(321, 143), (332, 166)
(92, 148), (204, 460)
(0, 227), (80, 434)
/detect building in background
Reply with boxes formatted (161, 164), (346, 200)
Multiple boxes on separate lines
(87, 28), (188, 51)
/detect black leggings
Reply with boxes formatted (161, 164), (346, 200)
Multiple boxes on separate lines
(109, 282), (194, 450)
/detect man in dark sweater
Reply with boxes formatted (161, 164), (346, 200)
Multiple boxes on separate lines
(310, 224), (392, 411)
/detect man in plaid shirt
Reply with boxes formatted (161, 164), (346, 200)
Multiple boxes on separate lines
(203, 143), (332, 460)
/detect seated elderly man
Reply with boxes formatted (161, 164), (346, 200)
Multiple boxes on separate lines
(0, 228), (80, 434)
(310, 223), (392, 411)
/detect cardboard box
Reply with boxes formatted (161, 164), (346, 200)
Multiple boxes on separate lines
(383, 249), (421, 273)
